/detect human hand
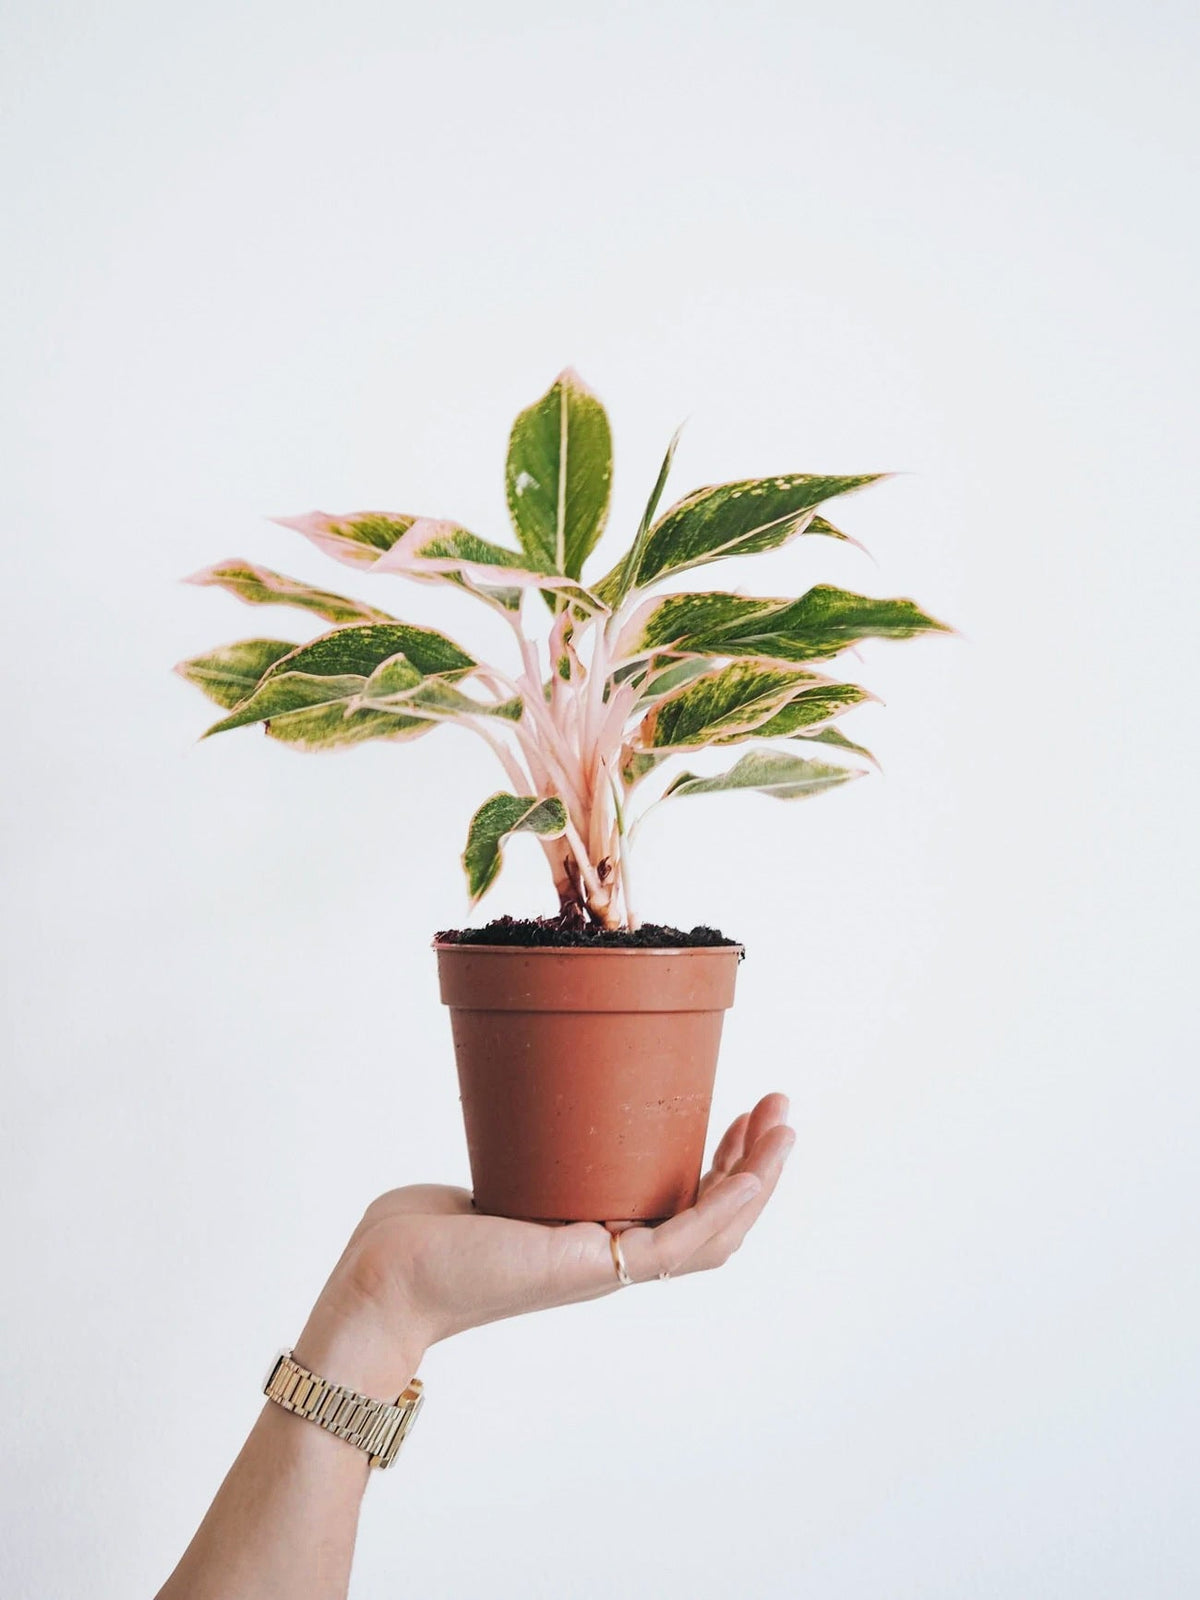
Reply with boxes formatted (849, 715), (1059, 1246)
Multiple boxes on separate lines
(294, 1092), (794, 1399)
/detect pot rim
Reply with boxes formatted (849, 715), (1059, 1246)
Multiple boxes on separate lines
(432, 939), (744, 956)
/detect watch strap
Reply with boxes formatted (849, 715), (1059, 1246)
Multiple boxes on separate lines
(263, 1350), (424, 1469)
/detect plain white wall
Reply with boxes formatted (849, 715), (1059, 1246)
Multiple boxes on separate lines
(3, 2), (1198, 1596)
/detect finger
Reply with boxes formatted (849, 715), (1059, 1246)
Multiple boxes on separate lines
(710, 1111), (752, 1176)
(701, 1094), (787, 1198)
(680, 1123), (795, 1275)
(740, 1093), (790, 1158)
(698, 1112), (751, 1198)
(618, 1171), (762, 1283)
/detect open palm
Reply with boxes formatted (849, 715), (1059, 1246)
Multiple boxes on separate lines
(338, 1093), (794, 1348)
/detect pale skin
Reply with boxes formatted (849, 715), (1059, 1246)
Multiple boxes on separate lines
(156, 1093), (794, 1600)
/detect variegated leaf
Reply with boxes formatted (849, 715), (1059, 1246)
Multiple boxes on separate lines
(638, 663), (839, 750)
(462, 793), (569, 903)
(807, 513), (862, 549)
(723, 682), (874, 741)
(262, 622), (476, 683)
(185, 560), (396, 625)
(663, 749), (866, 800)
(631, 655), (716, 709)
(276, 510), (527, 610)
(791, 725), (880, 769)
(619, 747), (667, 789)
(402, 683), (523, 722)
(596, 473), (882, 600)
(202, 670), (432, 750)
(267, 702), (433, 751)
(174, 638), (298, 709)
(505, 370), (613, 578)
(370, 518), (607, 614)
(273, 510), (418, 568)
(617, 585), (950, 665)
(608, 427), (682, 608)
(356, 654), (522, 721)
(356, 651), (422, 701)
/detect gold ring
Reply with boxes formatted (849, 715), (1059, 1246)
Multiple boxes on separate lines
(609, 1230), (633, 1287)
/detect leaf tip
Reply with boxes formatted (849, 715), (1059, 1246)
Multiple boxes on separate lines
(270, 511), (331, 536)
(556, 365), (591, 393)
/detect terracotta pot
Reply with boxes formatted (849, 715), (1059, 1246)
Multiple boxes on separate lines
(435, 943), (742, 1223)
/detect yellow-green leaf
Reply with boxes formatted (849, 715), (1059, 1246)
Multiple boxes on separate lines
(791, 725), (880, 769)
(202, 670), (432, 750)
(356, 654), (522, 721)
(174, 638), (297, 710)
(185, 560), (396, 625)
(664, 750), (866, 800)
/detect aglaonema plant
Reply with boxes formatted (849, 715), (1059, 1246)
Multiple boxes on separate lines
(177, 370), (949, 930)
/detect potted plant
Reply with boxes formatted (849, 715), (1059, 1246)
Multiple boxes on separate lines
(178, 370), (948, 1222)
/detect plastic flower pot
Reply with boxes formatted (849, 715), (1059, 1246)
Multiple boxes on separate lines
(435, 941), (742, 1223)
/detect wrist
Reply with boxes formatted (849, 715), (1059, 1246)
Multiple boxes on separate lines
(295, 1246), (428, 1401)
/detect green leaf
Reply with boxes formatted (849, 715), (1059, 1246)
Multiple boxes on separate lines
(263, 622), (476, 683)
(791, 725), (880, 769)
(505, 369), (613, 578)
(462, 793), (569, 903)
(356, 654), (522, 721)
(356, 652), (423, 701)
(639, 663), (847, 750)
(267, 703), (433, 751)
(174, 638), (298, 709)
(723, 682), (874, 741)
(372, 518), (607, 614)
(664, 750), (866, 801)
(807, 513), (863, 549)
(609, 427), (682, 609)
(278, 511), (526, 610)
(185, 560), (396, 625)
(631, 655), (717, 709)
(201, 671), (432, 750)
(596, 473), (882, 600)
(618, 585), (951, 665)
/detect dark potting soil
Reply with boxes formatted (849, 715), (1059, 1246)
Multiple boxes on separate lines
(436, 915), (743, 952)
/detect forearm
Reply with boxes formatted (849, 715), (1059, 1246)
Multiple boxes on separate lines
(157, 1280), (426, 1600)
(157, 1401), (371, 1600)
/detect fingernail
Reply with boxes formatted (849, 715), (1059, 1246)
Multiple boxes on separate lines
(732, 1173), (762, 1199)
(779, 1096), (791, 1121)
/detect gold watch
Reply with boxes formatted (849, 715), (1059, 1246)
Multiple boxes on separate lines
(263, 1350), (424, 1469)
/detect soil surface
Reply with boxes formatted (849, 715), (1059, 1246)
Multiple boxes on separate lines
(436, 915), (742, 951)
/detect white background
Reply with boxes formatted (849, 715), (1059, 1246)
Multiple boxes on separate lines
(3, 2), (1198, 1596)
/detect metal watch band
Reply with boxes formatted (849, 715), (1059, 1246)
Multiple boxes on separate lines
(263, 1350), (424, 1469)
